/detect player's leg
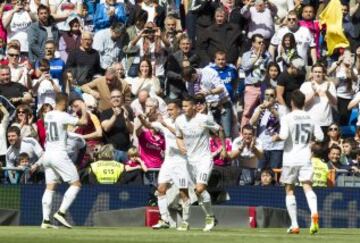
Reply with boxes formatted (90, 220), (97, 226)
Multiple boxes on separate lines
(300, 165), (319, 235)
(152, 182), (171, 229)
(53, 156), (81, 228)
(41, 182), (58, 229)
(280, 166), (300, 234)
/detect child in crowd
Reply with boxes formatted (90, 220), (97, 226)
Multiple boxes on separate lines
(125, 147), (148, 173)
(341, 138), (354, 165)
(258, 168), (276, 186)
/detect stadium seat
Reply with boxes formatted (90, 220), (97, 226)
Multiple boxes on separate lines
(340, 109), (358, 138)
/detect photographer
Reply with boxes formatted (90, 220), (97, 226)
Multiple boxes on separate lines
(127, 21), (167, 88)
(327, 49), (358, 126)
(2, 0), (36, 54)
(250, 87), (286, 169)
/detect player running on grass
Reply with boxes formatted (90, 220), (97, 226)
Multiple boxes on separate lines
(175, 96), (220, 232)
(32, 93), (87, 229)
(272, 90), (323, 234)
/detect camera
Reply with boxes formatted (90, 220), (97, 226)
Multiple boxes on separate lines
(143, 28), (155, 35)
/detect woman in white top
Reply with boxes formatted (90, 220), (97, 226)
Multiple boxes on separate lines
(0, 103), (10, 164)
(11, 104), (38, 140)
(131, 58), (161, 96)
(327, 50), (358, 125)
(7, 44), (32, 89)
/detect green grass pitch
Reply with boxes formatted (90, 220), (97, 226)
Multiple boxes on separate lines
(0, 227), (359, 243)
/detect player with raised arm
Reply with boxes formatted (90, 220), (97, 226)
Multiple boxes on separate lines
(32, 93), (88, 229)
(175, 96), (220, 232)
(272, 90), (323, 235)
(143, 99), (191, 231)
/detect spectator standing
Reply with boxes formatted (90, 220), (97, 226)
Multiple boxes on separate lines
(139, 0), (165, 28)
(100, 89), (134, 163)
(276, 58), (305, 109)
(298, 5), (320, 58)
(241, 34), (271, 128)
(94, 0), (127, 32)
(58, 15), (82, 63)
(269, 10), (316, 66)
(0, 103), (10, 164)
(250, 87), (286, 169)
(2, 0), (35, 54)
(229, 124), (264, 185)
(7, 44), (32, 90)
(28, 4), (60, 64)
(197, 7), (242, 66)
(166, 34), (200, 99)
(82, 67), (132, 112)
(35, 40), (65, 88)
(0, 65), (32, 106)
(93, 22), (128, 70)
(11, 104), (38, 139)
(240, 0), (276, 47)
(66, 32), (101, 86)
(327, 50), (358, 125)
(130, 58), (161, 96)
(135, 97), (165, 169)
(300, 63), (337, 132)
(49, 0), (82, 31)
(269, 0), (294, 25)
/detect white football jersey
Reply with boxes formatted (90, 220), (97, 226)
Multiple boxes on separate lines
(44, 110), (79, 151)
(175, 113), (220, 163)
(279, 110), (324, 166)
(152, 118), (187, 164)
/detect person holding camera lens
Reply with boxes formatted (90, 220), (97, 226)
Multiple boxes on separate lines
(250, 87), (286, 169)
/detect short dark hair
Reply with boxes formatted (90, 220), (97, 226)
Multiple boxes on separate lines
(251, 34), (264, 43)
(291, 90), (305, 109)
(312, 142), (326, 159)
(311, 62), (326, 72)
(19, 152), (29, 161)
(182, 95), (195, 104)
(45, 40), (56, 47)
(182, 66), (196, 81)
(214, 50), (226, 59)
(7, 126), (21, 136)
(135, 9), (148, 23)
(55, 93), (69, 105)
(166, 99), (182, 108)
(111, 22), (125, 34)
(37, 4), (50, 14)
(242, 124), (255, 133)
(38, 59), (50, 71)
(328, 144), (342, 154)
(0, 64), (10, 72)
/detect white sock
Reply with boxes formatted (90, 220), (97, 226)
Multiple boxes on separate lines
(42, 190), (54, 221)
(286, 195), (299, 228)
(157, 195), (170, 222)
(181, 199), (191, 222)
(305, 190), (318, 216)
(59, 186), (80, 214)
(198, 191), (213, 217)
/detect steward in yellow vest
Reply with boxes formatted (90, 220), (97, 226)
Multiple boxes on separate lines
(90, 160), (124, 184)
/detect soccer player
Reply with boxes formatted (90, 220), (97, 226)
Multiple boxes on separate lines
(148, 99), (191, 231)
(32, 93), (87, 229)
(175, 96), (220, 232)
(272, 90), (323, 234)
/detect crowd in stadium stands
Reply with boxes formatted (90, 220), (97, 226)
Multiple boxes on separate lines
(1, 0), (360, 188)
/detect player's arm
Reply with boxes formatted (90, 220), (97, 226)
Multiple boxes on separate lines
(202, 116), (220, 132)
(272, 117), (289, 142)
(135, 115), (146, 137)
(313, 124), (324, 142)
(76, 104), (88, 126)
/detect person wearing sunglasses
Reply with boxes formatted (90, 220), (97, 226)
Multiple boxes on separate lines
(7, 44), (32, 90)
(269, 10), (317, 66)
(327, 123), (343, 148)
(11, 104), (38, 139)
(250, 87), (287, 169)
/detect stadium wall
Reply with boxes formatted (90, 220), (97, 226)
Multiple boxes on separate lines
(1, 185), (359, 227)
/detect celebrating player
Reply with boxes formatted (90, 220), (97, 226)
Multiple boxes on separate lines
(32, 93), (88, 229)
(143, 99), (192, 231)
(272, 90), (323, 234)
(175, 96), (220, 232)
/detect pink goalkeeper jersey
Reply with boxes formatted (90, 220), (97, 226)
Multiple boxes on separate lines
(138, 129), (165, 168)
(209, 137), (232, 166)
